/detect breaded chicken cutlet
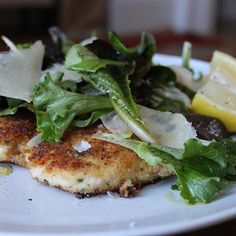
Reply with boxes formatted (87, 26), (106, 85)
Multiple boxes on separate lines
(0, 115), (172, 197)
(0, 114), (36, 167)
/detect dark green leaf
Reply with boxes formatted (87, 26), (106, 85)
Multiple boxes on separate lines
(222, 139), (236, 180)
(148, 65), (176, 85)
(72, 110), (110, 128)
(85, 39), (122, 61)
(174, 166), (226, 204)
(65, 44), (126, 73)
(0, 98), (33, 116)
(108, 31), (156, 59)
(109, 31), (156, 79)
(6, 98), (23, 108)
(153, 99), (187, 113)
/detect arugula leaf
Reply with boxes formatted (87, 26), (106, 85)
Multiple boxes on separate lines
(0, 106), (20, 116)
(65, 44), (126, 73)
(65, 43), (157, 143)
(222, 139), (236, 180)
(6, 98), (23, 108)
(49, 71), (78, 92)
(94, 133), (236, 204)
(109, 31), (156, 78)
(72, 110), (110, 128)
(33, 73), (112, 142)
(0, 97), (33, 116)
(173, 167), (226, 204)
(148, 65), (176, 85)
(85, 39), (122, 61)
(108, 31), (155, 59)
(172, 139), (228, 203)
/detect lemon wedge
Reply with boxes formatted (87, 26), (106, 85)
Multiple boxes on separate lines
(191, 51), (236, 132)
(191, 81), (236, 132)
(209, 51), (236, 89)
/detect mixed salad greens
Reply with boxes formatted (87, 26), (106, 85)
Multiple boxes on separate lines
(0, 27), (236, 204)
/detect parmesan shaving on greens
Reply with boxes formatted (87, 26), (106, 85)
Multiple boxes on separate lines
(101, 105), (197, 148)
(0, 38), (44, 102)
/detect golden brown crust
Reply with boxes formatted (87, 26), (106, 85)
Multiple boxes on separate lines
(0, 115), (172, 196)
(0, 115), (36, 167)
(27, 125), (173, 195)
(0, 115), (36, 144)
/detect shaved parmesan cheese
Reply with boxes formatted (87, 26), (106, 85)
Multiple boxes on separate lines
(101, 111), (132, 136)
(2, 36), (19, 53)
(101, 105), (197, 148)
(73, 140), (91, 153)
(170, 65), (206, 92)
(139, 106), (196, 148)
(153, 86), (190, 105)
(0, 38), (44, 102)
(80, 36), (97, 46)
(43, 63), (83, 82)
(27, 133), (43, 148)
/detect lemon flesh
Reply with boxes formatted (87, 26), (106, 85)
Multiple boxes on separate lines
(211, 51), (236, 78)
(191, 81), (236, 132)
(210, 51), (236, 89)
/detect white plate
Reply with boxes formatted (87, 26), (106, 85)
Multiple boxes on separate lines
(1, 54), (236, 236)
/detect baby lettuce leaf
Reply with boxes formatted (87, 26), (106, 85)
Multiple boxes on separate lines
(72, 110), (110, 128)
(94, 133), (236, 204)
(108, 31), (155, 59)
(109, 31), (156, 79)
(65, 44), (126, 73)
(85, 39), (122, 61)
(0, 97), (33, 116)
(222, 139), (236, 180)
(65, 43), (157, 143)
(33, 73), (112, 142)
